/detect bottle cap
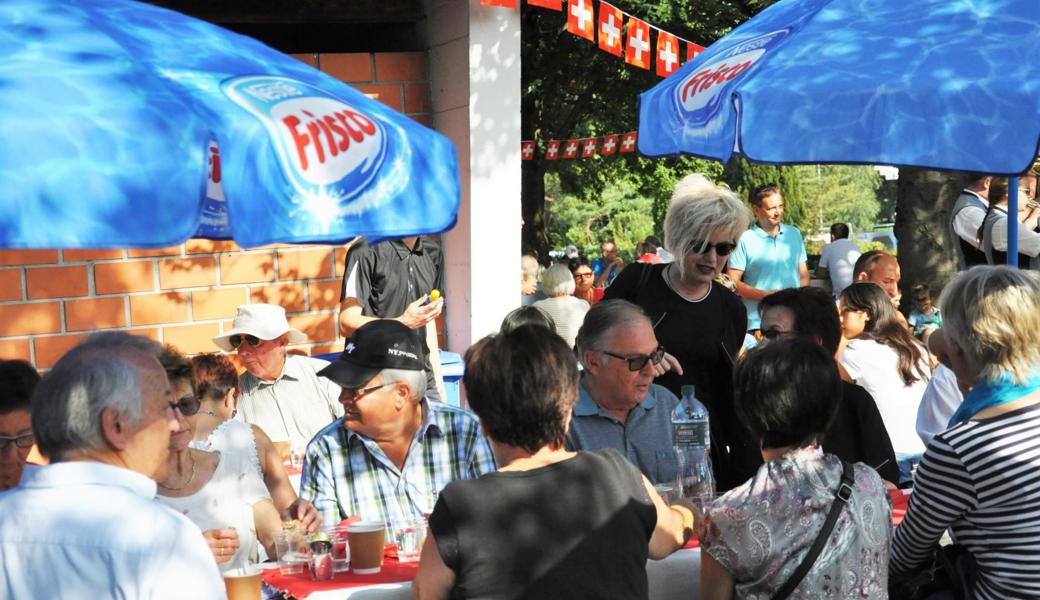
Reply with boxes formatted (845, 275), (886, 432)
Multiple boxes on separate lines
(681, 385), (696, 396)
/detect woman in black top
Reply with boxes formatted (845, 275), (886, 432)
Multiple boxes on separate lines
(604, 174), (754, 490)
(413, 325), (695, 600)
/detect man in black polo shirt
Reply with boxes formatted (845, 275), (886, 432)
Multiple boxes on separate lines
(339, 236), (446, 401)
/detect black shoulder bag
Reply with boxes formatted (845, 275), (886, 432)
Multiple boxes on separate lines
(771, 461), (855, 600)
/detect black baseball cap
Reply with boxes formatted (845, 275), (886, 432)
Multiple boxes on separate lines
(317, 320), (424, 389)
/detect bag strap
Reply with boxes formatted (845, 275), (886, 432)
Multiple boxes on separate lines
(771, 461), (855, 600)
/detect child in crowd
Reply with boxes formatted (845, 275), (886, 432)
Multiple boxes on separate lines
(907, 284), (942, 341)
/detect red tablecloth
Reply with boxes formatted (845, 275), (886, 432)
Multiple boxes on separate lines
(262, 557), (417, 599)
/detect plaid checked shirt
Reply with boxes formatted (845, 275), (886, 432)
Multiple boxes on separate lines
(300, 400), (496, 533)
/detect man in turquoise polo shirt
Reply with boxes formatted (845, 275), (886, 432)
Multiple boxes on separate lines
(727, 184), (810, 332)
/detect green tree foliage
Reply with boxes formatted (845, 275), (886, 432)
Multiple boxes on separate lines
(793, 165), (883, 233)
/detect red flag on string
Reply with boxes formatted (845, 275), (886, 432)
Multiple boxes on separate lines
(625, 18), (651, 70)
(655, 31), (680, 77)
(562, 139), (580, 159)
(597, 2), (624, 57)
(521, 141), (536, 161)
(480, 0), (517, 6)
(620, 131), (638, 153)
(527, 0), (562, 10)
(566, 0), (595, 41)
(600, 134), (619, 156)
(581, 138), (598, 158)
(686, 42), (705, 63)
(545, 140), (561, 161)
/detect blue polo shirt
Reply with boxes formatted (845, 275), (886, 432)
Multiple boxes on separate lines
(564, 380), (679, 485)
(729, 223), (807, 330)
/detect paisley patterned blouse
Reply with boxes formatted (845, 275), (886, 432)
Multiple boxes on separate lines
(701, 446), (891, 599)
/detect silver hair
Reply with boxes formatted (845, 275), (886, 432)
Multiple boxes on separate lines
(380, 368), (427, 402)
(541, 263), (576, 297)
(664, 174), (751, 279)
(574, 300), (652, 369)
(32, 331), (163, 461)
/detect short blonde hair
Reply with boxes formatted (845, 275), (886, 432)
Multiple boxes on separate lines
(664, 174), (751, 279)
(541, 263), (576, 297)
(939, 265), (1040, 384)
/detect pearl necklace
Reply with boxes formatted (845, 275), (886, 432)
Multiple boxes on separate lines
(160, 450), (197, 491)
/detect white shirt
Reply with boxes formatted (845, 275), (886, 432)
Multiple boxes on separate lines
(532, 296), (590, 348)
(916, 363), (963, 446)
(988, 206), (1040, 257)
(952, 189), (987, 246)
(237, 354), (344, 446)
(839, 338), (928, 456)
(817, 238), (861, 297)
(0, 462), (223, 600)
(190, 419), (263, 478)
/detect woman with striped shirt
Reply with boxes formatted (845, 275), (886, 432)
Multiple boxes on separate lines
(890, 266), (1040, 599)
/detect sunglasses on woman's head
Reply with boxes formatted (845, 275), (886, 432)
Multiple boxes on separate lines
(689, 240), (737, 256)
(229, 334), (262, 349)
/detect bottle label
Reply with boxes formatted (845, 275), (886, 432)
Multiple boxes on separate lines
(673, 421), (707, 449)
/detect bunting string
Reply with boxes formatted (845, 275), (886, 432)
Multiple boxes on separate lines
(521, 131), (639, 161)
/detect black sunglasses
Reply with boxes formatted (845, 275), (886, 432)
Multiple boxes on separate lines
(689, 240), (737, 257)
(0, 432), (34, 452)
(169, 395), (202, 417)
(600, 346), (666, 372)
(229, 334), (262, 349)
(340, 382), (394, 402)
(761, 329), (799, 341)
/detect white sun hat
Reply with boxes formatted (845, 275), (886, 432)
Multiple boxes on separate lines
(212, 304), (307, 352)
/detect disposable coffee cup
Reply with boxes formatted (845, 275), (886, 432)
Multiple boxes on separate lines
(347, 521), (386, 574)
(223, 565), (261, 600)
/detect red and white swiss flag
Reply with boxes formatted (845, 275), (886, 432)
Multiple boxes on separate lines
(545, 140), (561, 161)
(597, 2), (623, 57)
(581, 138), (598, 158)
(527, 0), (562, 9)
(655, 31), (680, 77)
(686, 42), (705, 63)
(521, 141), (536, 161)
(563, 139), (580, 159)
(600, 134), (619, 156)
(566, 0), (595, 41)
(620, 131), (638, 153)
(625, 18), (651, 70)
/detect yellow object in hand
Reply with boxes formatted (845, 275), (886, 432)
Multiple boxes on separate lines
(429, 289), (441, 301)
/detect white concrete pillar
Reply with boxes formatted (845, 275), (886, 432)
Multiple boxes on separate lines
(426, 0), (521, 355)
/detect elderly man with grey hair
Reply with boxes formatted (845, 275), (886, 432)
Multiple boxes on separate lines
(533, 263), (590, 348)
(300, 320), (495, 533)
(0, 332), (223, 599)
(565, 300), (679, 485)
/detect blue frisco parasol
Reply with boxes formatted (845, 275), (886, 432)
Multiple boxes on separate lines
(0, 0), (459, 249)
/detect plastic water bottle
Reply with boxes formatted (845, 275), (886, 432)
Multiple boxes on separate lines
(672, 385), (715, 509)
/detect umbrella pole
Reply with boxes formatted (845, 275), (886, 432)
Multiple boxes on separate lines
(1008, 177), (1020, 267)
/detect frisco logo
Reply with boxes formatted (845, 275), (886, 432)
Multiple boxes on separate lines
(674, 29), (788, 125)
(223, 76), (387, 198)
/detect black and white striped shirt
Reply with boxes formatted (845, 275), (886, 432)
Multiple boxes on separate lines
(891, 401), (1040, 599)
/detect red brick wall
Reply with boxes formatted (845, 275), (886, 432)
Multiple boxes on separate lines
(0, 51), (432, 371)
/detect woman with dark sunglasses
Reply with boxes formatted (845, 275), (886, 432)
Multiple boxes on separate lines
(604, 174), (757, 491)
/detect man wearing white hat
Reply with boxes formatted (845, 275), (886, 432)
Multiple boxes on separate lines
(213, 304), (343, 447)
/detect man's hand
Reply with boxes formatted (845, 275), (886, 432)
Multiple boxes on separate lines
(287, 498), (321, 533)
(653, 352), (684, 378)
(203, 527), (240, 564)
(398, 295), (444, 329)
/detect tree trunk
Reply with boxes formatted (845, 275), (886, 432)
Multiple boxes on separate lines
(521, 159), (549, 260)
(894, 168), (961, 312)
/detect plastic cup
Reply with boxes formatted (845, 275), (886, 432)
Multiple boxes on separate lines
(223, 565), (261, 600)
(274, 529), (310, 575)
(326, 526), (350, 573)
(347, 521), (386, 574)
(393, 520), (425, 563)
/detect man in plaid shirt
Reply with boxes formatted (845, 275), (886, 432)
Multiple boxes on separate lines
(300, 320), (495, 533)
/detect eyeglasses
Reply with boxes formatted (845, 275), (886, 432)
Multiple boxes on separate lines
(168, 395), (202, 417)
(340, 382), (394, 402)
(600, 346), (665, 371)
(0, 432), (33, 452)
(689, 240), (737, 257)
(574, 271), (594, 279)
(229, 334), (262, 349)
(761, 329), (799, 341)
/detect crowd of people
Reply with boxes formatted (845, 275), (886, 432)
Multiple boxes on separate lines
(2, 167), (1040, 599)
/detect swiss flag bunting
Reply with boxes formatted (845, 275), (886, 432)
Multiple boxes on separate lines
(566, 0), (595, 41)
(597, 2), (624, 57)
(545, 140), (561, 161)
(620, 131), (637, 153)
(480, 0), (517, 6)
(655, 31), (680, 77)
(625, 18), (651, 70)
(563, 139), (580, 159)
(527, 0), (562, 9)
(600, 134), (619, 156)
(581, 137), (598, 157)
(521, 141), (536, 161)
(687, 42), (705, 63)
